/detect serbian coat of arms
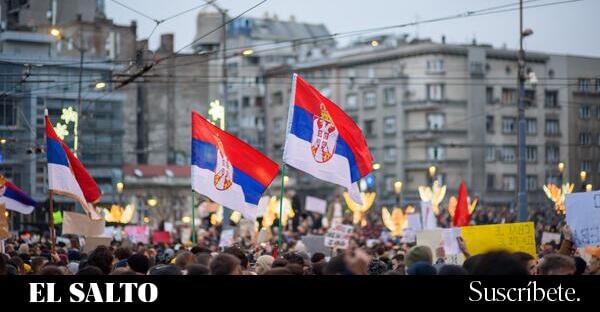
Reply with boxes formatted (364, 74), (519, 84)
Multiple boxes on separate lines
(213, 136), (233, 191)
(310, 103), (338, 163)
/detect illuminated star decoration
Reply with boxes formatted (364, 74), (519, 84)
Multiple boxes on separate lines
(418, 180), (446, 215)
(447, 196), (478, 218)
(208, 100), (225, 129)
(382, 207), (409, 237)
(103, 204), (135, 224)
(53, 123), (69, 140)
(543, 183), (574, 215)
(262, 196), (294, 228)
(343, 192), (376, 226)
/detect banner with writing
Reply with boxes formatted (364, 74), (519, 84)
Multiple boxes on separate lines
(566, 191), (600, 247)
(460, 222), (536, 257)
(324, 223), (353, 249)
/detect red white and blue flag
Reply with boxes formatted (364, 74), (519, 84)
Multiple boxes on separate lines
(192, 111), (279, 220)
(283, 74), (373, 204)
(0, 179), (37, 214)
(46, 114), (102, 220)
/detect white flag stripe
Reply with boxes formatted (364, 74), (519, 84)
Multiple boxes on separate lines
(191, 165), (257, 220)
(0, 196), (34, 214)
(283, 133), (362, 204)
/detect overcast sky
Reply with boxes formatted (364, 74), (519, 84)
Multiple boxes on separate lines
(106, 0), (599, 57)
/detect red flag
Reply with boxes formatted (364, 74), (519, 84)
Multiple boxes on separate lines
(453, 181), (471, 227)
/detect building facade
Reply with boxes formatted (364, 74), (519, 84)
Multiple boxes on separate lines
(262, 35), (600, 208)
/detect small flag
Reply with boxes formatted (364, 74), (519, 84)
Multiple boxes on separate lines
(191, 111), (279, 220)
(53, 211), (63, 225)
(46, 114), (102, 220)
(0, 175), (37, 214)
(453, 181), (471, 227)
(283, 74), (373, 204)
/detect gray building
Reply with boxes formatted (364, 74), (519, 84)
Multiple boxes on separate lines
(263, 35), (600, 209)
(0, 30), (125, 230)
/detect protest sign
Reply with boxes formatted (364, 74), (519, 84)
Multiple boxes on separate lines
(219, 229), (235, 247)
(401, 213), (423, 243)
(164, 222), (174, 233)
(181, 227), (192, 243)
(301, 235), (330, 255)
(152, 231), (172, 244)
(460, 222), (536, 257)
(421, 201), (437, 229)
(305, 196), (327, 214)
(324, 223), (353, 249)
(566, 190), (600, 247)
(417, 228), (464, 264)
(62, 211), (105, 237)
(82, 236), (112, 253)
(123, 225), (149, 244)
(442, 227), (462, 255)
(541, 232), (562, 246)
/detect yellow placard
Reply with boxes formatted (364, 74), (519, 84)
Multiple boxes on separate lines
(460, 222), (537, 257)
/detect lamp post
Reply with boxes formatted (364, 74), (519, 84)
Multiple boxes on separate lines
(145, 196), (157, 226)
(394, 181), (402, 207)
(580, 171), (587, 191)
(517, 0), (534, 222)
(50, 26), (86, 156)
(428, 165), (437, 185)
(557, 162), (565, 184)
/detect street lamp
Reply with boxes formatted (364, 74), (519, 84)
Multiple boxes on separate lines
(586, 184), (593, 192)
(116, 182), (124, 194)
(147, 197), (158, 207)
(50, 25), (86, 156)
(242, 49), (254, 56)
(372, 163), (381, 170)
(516, 0), (533, 222)
(394, 181), (402, 207)
(428, 165), (437, 178)
(557, 162), (565, 183)
(95, 82), (106, 90)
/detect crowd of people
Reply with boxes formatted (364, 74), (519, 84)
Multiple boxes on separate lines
(1, 210), (599, 275)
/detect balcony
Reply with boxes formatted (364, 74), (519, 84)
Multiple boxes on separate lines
(403, 128), (467, 141)
(403, 99), (467, 112)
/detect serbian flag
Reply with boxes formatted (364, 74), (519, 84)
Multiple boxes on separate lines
(192, 111), (278, 220)
(0, 178), (37, 214)
(46, 113), (102, 220)
(283, 74), (373, 204)
(453, 181), (471, 227)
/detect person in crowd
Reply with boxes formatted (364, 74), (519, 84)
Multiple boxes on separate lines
(537, 254), (576, 275)
(210, 253), (242, 275)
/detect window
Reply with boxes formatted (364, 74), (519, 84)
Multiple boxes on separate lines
(545, 119), (560, 135)
(426, 84), (444, 101)
(545, 90), (558, 107)
(242, 96), (250, 107)
(486, 116), (494, 133)
(526, 146), (537, 163)
(486, 87), (494, 104)
(427, 113), (445, 130)
(363, 119), (375, 137)
(526, 118), (537, 135)
(500, 146), (516, 162)
(384, 146), (397, 163)
(487, 174), (495, 190)
(384, 87), (396, 105)
(427, 59), (444, 72)
(578, 79), (590, 92)
(367, 67), (375, 79)
(501, 88), (516, 105)
(502, 175), (516, 191)
(545, 145), (559, 164)
(527, 175), (538, 191)
(579, 132), (591, 145)
(580, 105), (591, 119)
(346, 94), (358, 110)
(524, 89), (536, 107)
(485, 146), (496, 162)
(0, 97), (17, 127)
(502, 117), (516, 134)
(427, 145), (445, 161)
(272, 91), (283, 105)
(581, 160), (591, 172)
(272, 117), (283, 134)
(598, 132), (600, 145)
(383, 117), (396, 134)
(384, 176), (395, 193)
(596, 79), (600, 93)
(363, 91), (377, 108)
(255, 96), (264, 108)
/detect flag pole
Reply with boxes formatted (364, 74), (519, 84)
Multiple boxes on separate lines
(277, 165), (285, 257)
(48, 190), (56, 252)
(191, 190), (196, 244)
